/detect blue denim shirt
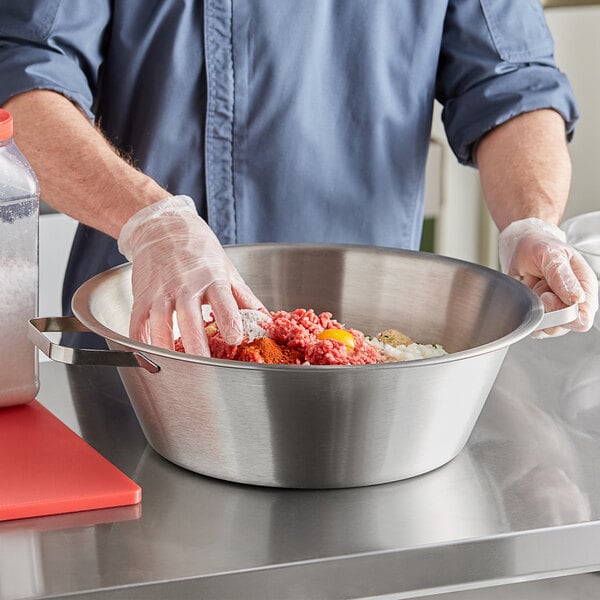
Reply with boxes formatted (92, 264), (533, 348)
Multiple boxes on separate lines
(0, 0), (578, 321)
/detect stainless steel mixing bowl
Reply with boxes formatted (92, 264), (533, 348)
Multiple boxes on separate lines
(30, 244), (576, 488)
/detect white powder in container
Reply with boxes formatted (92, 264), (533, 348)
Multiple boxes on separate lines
(0, 258), (38, 406)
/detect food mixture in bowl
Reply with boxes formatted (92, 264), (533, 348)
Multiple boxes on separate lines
(174, 308), (447, 365)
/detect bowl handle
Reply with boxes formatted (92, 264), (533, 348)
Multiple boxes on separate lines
(534, 303), (579, 332)
(28, 316), (160, 374)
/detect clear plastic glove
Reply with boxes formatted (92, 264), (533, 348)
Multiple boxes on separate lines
(499, 217), (599, 337)
(118, 195), (264, 355)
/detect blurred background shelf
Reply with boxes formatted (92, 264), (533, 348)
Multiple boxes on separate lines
(542, 0), (600, 8)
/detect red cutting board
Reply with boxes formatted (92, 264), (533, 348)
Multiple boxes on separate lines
(0, 400), (141, 521)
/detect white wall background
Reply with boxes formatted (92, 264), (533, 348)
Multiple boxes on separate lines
(546, 5), (600, 219)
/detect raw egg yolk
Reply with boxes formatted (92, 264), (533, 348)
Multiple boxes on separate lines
(317, 328), (356, 353)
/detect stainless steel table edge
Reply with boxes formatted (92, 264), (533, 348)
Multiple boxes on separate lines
(40, 521), (600, 600)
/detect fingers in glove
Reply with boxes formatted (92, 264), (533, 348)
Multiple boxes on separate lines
(568, 252), (599, 332)
(148, 299), (175, 351)
(540, 246), (585, 307)
(129, 300), (151, 345)
(176, 294), (211, 357)
(221, 256), (266, 311)
(522, 273), (541, 290)
(529, 249), (597, 333)
(536, 254), (598, 333)
(230, 275), (266, 311)
(205, 281), (244, 346)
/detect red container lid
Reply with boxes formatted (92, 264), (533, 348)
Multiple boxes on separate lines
(0, 108), (14, 140)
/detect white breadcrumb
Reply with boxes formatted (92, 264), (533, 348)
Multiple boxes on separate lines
(239, 309), (272, 342)
(367, 336), (447, 362)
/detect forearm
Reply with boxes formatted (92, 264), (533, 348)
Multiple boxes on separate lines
(3, 90), (167, 239)
(476, 109), (572, 231)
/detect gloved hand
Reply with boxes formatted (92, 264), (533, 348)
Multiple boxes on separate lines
(499, 217), (599, 337)
(118, 195), (264, 355)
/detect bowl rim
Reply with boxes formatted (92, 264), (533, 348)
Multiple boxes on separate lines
(71, 243), (545, 370)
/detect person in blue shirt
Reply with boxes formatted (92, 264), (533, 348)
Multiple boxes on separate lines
(0, 0), (597, 354)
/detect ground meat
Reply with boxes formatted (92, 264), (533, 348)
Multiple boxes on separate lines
(263, 309), (381, 365)
(174, 307), (383, 365)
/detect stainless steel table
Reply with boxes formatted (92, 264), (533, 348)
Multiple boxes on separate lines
(1, 323), (600, 600)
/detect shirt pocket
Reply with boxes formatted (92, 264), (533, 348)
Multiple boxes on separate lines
(479, 0), (554, 62)
(0, 0), (62, 42)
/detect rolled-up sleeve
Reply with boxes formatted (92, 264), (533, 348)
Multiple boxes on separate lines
(0, 0), (110, 118)
(436, 0), (579, 166)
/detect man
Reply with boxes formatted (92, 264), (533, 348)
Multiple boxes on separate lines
(0, 1), (597, 355)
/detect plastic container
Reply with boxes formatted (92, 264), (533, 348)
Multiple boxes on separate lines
(561, 211), (600, 278)
(0, 108), (40, 407)
(561, 211), (600, 331)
